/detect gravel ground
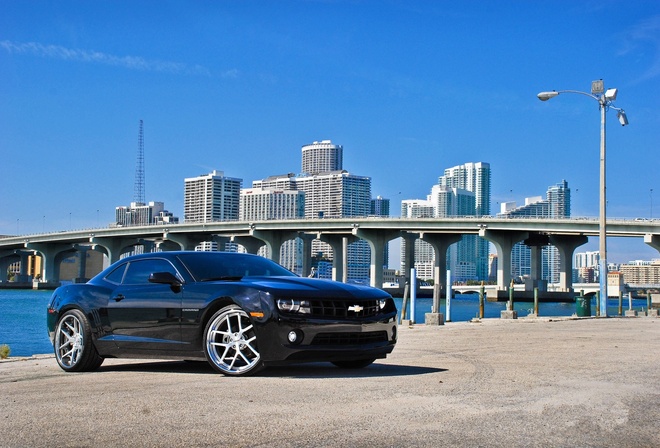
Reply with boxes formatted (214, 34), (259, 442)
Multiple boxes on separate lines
(1, 316), (659, 448)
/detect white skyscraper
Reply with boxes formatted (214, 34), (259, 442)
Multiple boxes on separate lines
(251, 141), (372, 281)
(184, 170), (242, 223)
(240, 187), (305, 273)
(301, 140), (343, 175)
(439, 162), (491, 280)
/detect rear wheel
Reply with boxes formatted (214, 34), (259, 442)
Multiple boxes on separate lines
(204, 305), (263, 376)
(332, 358), (376, 369)
(54, 309), (103, 372)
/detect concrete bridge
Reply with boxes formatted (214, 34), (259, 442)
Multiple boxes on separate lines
(2, 216), (660, 299)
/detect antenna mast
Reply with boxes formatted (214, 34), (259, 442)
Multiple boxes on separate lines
(134, 120), (145, 205)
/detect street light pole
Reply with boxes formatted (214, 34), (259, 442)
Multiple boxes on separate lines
(538, 80), (628, 317)
(599, 93), (607, 316)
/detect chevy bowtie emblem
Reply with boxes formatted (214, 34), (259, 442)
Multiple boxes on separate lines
(348, 305), (364, 313)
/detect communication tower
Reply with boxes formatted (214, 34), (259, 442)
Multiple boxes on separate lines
(134, 120), (145, 205)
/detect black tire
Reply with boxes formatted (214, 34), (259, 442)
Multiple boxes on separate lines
(332, 359), (376, 369)
(54, 309), (104, 372)
(204, 305), (264, 376)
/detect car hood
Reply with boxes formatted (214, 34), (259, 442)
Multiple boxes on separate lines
(242, 276), (390, 299)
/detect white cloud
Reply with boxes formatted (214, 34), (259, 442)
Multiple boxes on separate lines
(0, 40), (212, 76)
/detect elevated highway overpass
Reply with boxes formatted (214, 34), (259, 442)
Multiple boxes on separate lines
(2, 216), (660, 300)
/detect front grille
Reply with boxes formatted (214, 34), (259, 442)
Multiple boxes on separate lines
(311, 331), (389, 346)
(308, 299), (380, 318)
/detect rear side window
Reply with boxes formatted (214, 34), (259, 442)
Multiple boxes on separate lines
(122, 259), (179, 285)
(104, 263), (127, 284)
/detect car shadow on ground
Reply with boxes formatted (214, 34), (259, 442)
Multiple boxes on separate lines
(96, 360), (445, 378)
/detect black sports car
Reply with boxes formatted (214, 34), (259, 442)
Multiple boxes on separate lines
(47, 251), (397, 376)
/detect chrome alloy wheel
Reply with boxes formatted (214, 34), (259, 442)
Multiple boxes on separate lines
(205, 306), (262, 375)
(55, 313), (85, 368)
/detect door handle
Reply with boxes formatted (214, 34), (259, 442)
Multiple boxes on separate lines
(113, 294), (125, 302)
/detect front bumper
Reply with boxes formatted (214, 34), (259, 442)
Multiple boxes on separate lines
(255, 312), (398, 366)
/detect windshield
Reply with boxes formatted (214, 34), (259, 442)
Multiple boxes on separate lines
(177, 252), (297, 281)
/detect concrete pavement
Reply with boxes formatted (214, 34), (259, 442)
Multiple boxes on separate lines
(1, 317), (659, 447)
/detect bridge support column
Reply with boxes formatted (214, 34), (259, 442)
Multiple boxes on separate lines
(480, 229), (529, 291)
(420, 233), (462, 310)
(549, 234), (588, 292)
(163, 231), (208, 251)
(25, 242), (79, 284)
(523, 233), (550, 292)
(250, 230), (299, 264)
(73, 245), (90, 283)
(231, 236), (265, 254)
(90, 236), (147, 264)
(400, 232), (418, 291)
(644, 234), (660, 253)
(299, 233), (315, 277)
(16, 250), (32, 282)
(353, 228), (399, 288)
(318, 234), (357, 283)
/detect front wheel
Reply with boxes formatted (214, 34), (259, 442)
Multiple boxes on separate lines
(332, 359), (376, 369)
(54, 309), (104, 372)
(204, 305), (263, 376)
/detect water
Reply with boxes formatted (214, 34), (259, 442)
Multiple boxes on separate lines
(0, 290), (54, 357)
(394, 295), (649, 323)
(0, 289), (651, 357)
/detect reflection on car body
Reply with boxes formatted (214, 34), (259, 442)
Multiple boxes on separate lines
(47, 251), (397, 376)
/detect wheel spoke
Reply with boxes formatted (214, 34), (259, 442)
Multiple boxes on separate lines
(205, 307), (261, 375)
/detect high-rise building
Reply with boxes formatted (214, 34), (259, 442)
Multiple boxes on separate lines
(115, 201), (176, 227)
(438, 162), (491, 281)
(371, 196), (390, 217)
(401, 185), (477, 281)
(499, 180), (571, 283)
(240, 188), (305, 222)
(240, 187), (305, 273)
(301, 140), (343, 175)
(371, 196), (391, 268)
(251, 141), (372, 281)
(184, 170), (242, 223)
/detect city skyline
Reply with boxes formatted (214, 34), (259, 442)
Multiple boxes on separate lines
(2, 1), (659, 264)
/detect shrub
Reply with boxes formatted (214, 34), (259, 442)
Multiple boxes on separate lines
(0, 344), (10, 359)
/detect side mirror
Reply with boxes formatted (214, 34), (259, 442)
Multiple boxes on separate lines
(148, 272), (183, 292)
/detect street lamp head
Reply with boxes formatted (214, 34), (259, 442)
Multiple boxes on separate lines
(604, 88), (618, 101)
(537, 91), (559, 101)
(617, 110), (629, 126)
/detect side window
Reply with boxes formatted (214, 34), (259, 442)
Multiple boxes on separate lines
(122, 259), (179, 285)
(104, 263), (127, 284)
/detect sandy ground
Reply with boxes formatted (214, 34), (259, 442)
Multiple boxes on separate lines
(1, 316), (659, 448)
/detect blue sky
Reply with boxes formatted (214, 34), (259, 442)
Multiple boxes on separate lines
(1, 0), (659, 264)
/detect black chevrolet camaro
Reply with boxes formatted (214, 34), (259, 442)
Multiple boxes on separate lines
(47, 251), (397, 376)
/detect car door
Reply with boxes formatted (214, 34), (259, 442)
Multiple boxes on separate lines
(105, 258), (184, 352)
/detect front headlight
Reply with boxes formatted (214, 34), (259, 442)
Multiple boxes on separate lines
(277, 298), (311, 314)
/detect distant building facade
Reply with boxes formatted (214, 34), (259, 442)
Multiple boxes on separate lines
(498, 180), (570, 284)
(115, 201), (179, 227)
(301, 140), (343, 175)
(184, 170), (242, 223)
(401, 162), (490, 282)
(240, 187), (305, 273)
(618, 259), (660, 284)
(251, 140), (372, 281)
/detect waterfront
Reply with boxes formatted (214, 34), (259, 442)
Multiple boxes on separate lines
(0, 289), (651, 357)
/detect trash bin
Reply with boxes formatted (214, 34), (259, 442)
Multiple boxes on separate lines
(575, 295), (591, 317)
